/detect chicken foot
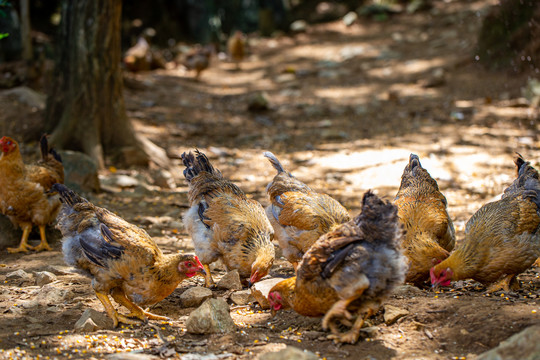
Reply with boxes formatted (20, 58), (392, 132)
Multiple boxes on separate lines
(486, 274), (520, 293)
(32, 225), (52, 252)
(7, 224), (33, 253)
(95, 292), (142, 328)
(328, 309), (374, 344)
(111, 288), (169, 323)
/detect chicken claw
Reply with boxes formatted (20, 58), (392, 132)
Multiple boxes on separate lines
(486, 274), (520, 293)
(7, 244), (33, 253)
(322, 299), (353, 331)
(7, 226), (33, 253)
(32, 226), (52, 252)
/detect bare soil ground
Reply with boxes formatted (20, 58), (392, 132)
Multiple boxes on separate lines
(1, 0), (539, 359)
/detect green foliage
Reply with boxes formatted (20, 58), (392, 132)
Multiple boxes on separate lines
(0, 0), (11, 40)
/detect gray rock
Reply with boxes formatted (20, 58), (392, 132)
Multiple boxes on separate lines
(151, 168), (176, 189)
(247, 91), (270, 111)
(180, 286), (213, 308)
(6, 269), (32, 280)
(38, 284), (67, 305)
(107, 352), (159, 360)
(3, 86), (46, 110)
(101, 174), (140, 188)
(392, 284), (424, 297)
(250, 278), (285, 309)
(230, 290), (254, 306)
(343, 11), (358, 26)
(290, 20), (308, 32)
(59, 150), (100, 193)
(34, 271), (57, 287)
(216, 270), (243, 290)
(74, 308), (113, 331)
(477, 325), (540, 360)
(0, 215), (19, 250)
(186, 298), (236, 334)
(384, 305), (409, 325)
(45, 265), (72, 275)
(259, 346), (318, 360)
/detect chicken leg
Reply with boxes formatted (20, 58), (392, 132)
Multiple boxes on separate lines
(486, 274), (520, 293)
(111, 288), (169, 323)
(203, 264), (215, 288)
(328, 309), (373, 344)
(95, 292), (142, 328)
(7, 224), (33, 253)
(32, 225), (52, 252)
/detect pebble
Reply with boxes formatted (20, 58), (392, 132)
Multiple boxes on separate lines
(34, 271), (57, 287)
(180, 286), (213, 308)
(186, 298), (236, 334)
(216, 270), (243, 290)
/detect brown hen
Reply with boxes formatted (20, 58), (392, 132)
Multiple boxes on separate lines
(54, 184), (205, 327)
(181, 45), (212, 79)
(0, 135), (64, 253)
(264, 151), (350, 270)
(182, 150), (275, 287)
(394, 154), (455, 285)
(227, 30), (246, 70)
(431, 154), (540, 292)
(268, 191), (407, 344)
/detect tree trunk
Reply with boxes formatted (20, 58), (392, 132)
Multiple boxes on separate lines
(19, 0), (32, 61)
(44, 0), (169, 169)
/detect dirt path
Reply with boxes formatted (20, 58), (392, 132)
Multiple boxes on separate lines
(1, 0), (539, 359)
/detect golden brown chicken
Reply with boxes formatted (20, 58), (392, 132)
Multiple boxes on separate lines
(268, 191), (407, 344)
(181, 45), (212, 79)
(431, 155), (540, 292)
(394, 154), (455, 285)
(0, 135), (64, 253)
(53, 184), (205, 327)
(182, 150), (275, 287)
(227, 30), (246, 70)
(264, 151), (350, 270)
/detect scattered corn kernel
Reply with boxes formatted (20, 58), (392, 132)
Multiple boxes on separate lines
(532, 310), (537, 314)
(57, 336), (62, 339)
(434, 295), (439, 299)
(297, 339), (302, 343)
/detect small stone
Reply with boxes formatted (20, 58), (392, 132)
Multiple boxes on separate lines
(180, 286), (213, 308)
(259, 346), (318, 360)
(34, 271), (57, 287)
(186, 298), (236, 334)
(250, 278), (285, 309)
(216, 270), (243, 290)
(151, 169), (176, 189)
(74, 308), (113, 331)
(38, 284), (67, 305)
(230, 290), (254, 305)
(247, 91), (270, 111)
(44, 265), (72, 275)
(392, 284), (424, 297)
(290, 20), (308, 32)
(106, 353), (159, 360)
(384, 305), (410, 325)
(6, 269), (32, 280)
(343, 11), (358, 26)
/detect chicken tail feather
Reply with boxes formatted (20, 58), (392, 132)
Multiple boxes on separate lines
(264, 151), (285, 173)
(52, 183), (87, 206)
(181, 149), (221, 181)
